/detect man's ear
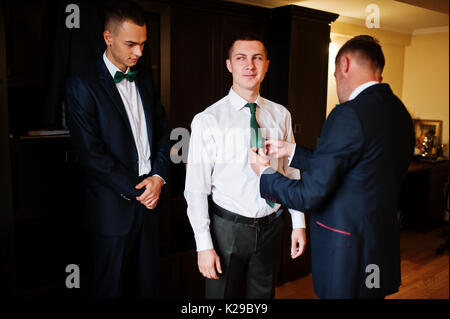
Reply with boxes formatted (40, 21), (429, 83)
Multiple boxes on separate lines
(226, 59), (232, 73)
(103, 30), (113, 46)
(340, 55), (350, 75)
(375, 68), (383, 82)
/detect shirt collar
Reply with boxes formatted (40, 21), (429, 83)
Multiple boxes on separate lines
(348, 81), (379, 101)
(103, 51), (130, 80)
(228, 87), (263, 111)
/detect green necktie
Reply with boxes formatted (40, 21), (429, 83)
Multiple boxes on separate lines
(114, 70), (137, 84)
(245, 103), (275, 208)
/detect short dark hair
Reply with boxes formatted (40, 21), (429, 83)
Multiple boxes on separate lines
(104, 1), (146, 32)
(227, 32), (268, 59)
(335, 35), (385, 73)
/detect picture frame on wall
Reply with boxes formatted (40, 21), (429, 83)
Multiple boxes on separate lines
(413, 119), (443, 159)
(414, 119), (442, 143)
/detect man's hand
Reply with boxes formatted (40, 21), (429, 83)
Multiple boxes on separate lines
(248, 147), (270, 176)
(264, 140), (295, 159)
(198, 249), (222, 279)
(291, 228), (306, 259)
(135, 176), (164, 210)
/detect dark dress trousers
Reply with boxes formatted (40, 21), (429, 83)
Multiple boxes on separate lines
(260, 84), (415, 298)
(65, 57), (170, 298)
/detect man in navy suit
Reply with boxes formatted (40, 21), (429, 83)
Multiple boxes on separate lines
(249, 35), (415, 298)
(65, 2), (170, 298)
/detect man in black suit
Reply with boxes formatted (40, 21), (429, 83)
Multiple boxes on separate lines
(249, 35), (415, 298)
(65, 1), (170, 298)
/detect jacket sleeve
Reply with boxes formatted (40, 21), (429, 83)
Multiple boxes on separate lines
(148, 99), (171, 183)
(289, 144), (313, 171)
(65, 75), (143, 199)
(260, 106), (364, 212)
(139, 69), (171, 183)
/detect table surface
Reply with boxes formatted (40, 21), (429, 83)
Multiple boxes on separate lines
(408, 159), (449, 173)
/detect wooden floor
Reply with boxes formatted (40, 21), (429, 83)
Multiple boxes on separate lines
(275, 226), (449, 299)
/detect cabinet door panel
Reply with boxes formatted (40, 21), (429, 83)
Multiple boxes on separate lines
(11, 138), (82, 221)
(288, 19), (330, 150)
(170, 7), (218, 130)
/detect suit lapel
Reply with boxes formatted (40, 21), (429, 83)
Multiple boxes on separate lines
(134, 70), (154, 155)
(96, 59), (135, 141)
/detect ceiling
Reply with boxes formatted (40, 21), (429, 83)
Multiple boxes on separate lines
(227, 0), (449, 34)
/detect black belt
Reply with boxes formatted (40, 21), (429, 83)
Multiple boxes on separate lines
(211, 201), (283, 227)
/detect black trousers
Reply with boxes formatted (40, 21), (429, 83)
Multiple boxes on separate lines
(90, 210), (159, 299)
(206, 207), (284, 299)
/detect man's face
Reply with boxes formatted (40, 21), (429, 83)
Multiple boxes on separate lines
(226, 40), (269, 92)
(104, 19), (147, 71)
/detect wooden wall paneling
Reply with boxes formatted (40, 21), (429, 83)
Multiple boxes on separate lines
(10, 138), (82, 221)
(170, 5), (217, 130)
(288, 18), (332, 150)
(269, 5), (338, 150)
(159, 253), (182, 298)
(266, 15), (291, 108)
(9, 138), (86, 296)
(0, 2), (16, 297)
(180, 249), (205, 298)
(138, 0), (171, 116)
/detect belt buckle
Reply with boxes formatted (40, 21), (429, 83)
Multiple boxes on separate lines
(252, 218), (258, 227)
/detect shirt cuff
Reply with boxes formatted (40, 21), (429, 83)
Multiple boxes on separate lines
(151, 174), (166, 185)
(260, 165), (272, 176)
(195, 231), (214, 252)
(288, 144), (297, 166)
(289, 209), (306, 229)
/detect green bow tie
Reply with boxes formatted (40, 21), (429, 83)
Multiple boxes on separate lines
(113, 70), (137, 84)
(245, 102), (275, 208)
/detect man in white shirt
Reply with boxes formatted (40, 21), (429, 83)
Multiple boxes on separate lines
(184, 33), (307, 298)
(65, 2), (170, 298)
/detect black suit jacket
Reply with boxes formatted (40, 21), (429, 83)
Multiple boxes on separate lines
(65, 57), (171, 235)
(260, 84), (415, 298)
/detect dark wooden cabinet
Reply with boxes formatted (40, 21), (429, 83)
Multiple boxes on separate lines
(400, 160), (449, 232)
(268, 6), (338, 150)
(6, 137), (89, 297)
(10, 138), (82, 221)
(0, 3), (15, 297)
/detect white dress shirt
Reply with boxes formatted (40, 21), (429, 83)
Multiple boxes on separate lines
(348, 81), (379, 101)
(103, 52), (151, 177)
(184, 88), (306, 252)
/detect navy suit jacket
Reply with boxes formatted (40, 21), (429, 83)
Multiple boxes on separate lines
(65, 58), (171, 236)
(260, 84), (415, 298)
